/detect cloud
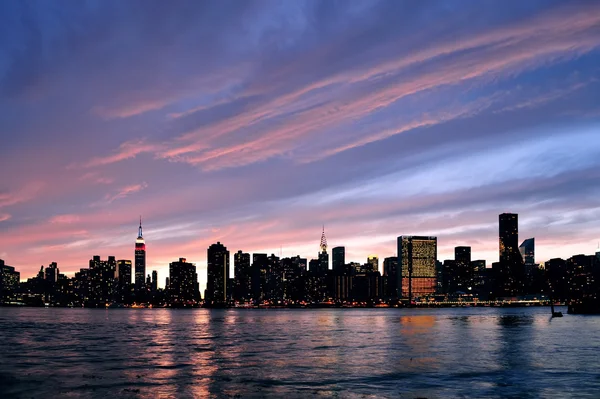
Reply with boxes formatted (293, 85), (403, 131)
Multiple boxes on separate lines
(49, 214), (81, 224)
(84, 140), (160, 168)
(103, 182), (148, 204)
(0, 213), (11, 222)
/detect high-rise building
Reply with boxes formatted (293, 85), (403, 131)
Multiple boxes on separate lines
(383, 257), (398, 299)
(367, 255), (379, 273)
(332, 246), (346, 274)
(205, 242), (230, 304)
(318, 227), (329, 273)
(169, 258), (200, 305)
(45, 262), (59, 285)
(117, 260), (132, 286)
(88, 256), (117, 307)
(520, 237), (535, 278)
(252, 253), (269, 301)
(397, 236), (437, 301)
(0, 259), (20, 303)
(454, 246), (473, 293)
(234, 250), (252, 302)
(151, 270), (158, 292)
(134, 217), (146, 291)
(497, 213), (524, 297)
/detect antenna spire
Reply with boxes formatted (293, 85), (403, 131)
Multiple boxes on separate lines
(320, 225), (327, 253)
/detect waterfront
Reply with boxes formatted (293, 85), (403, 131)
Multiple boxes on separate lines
(0, 307), (598, 398)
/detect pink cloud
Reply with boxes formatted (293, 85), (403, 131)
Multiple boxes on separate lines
(85, 139), (160, 168)
(49, 214), (81, 224)
(103, 182), (148, 204)
(0, 213), (11, 222)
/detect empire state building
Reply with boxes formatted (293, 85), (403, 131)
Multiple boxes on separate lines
(135, 217), (146, 291)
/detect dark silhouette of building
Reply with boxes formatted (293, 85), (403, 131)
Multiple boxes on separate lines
(169, 258), (200, 306)
(453, 246), (473, 294)
(151, 270), (158, 292)
(471, 260), (487, 297)
(116, 259), (132, 303)
(134, 217), (146, 291)
(332, 246), (345, 273)
(206, 242), (230, 304)
(252, 253), (268, 302)
(45, 262), (59, 285)
(88, 256), (117, 307)
(318, 226), (329, 273)
(383, 257), (398, 299)
(568, 254), (598, 303)
(496, 213), (524, 297)
(367, 255), (379, 273)
(519, 238), (535, 266)
(397, 236), (437, 301)
(234, 250), (252, 302)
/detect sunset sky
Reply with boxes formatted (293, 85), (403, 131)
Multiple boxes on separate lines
(1, 0), (600, 291)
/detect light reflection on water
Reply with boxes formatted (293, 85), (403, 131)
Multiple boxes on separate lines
(0, 307), (599, 398)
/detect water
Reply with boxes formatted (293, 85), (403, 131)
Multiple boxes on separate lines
(0, 306), (598, 398)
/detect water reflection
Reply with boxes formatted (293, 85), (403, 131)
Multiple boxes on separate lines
(1, 307), (599, 398)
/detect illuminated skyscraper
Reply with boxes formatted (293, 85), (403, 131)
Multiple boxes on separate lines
(206, 242), (230, 304)
(318, 226), (329, 273)
(134, 217), (146, 291)
(397, 236), (437, 301)
(453, 246), (473, 293)
(499, 213), (518, 264)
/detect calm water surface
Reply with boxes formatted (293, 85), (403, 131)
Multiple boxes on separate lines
(0, 307), (598, 398)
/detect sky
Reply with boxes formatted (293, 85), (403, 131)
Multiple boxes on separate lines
(1, 0), (600, 291)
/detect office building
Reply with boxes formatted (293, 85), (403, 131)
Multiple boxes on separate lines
(332, 246), (346, 274)
(169, 258), (200, 305)
(234, 250), (252, 302)
(205, 242), (230, 304)
(397, 236), (437, 301)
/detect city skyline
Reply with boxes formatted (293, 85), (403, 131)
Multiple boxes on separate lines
(3, 212), (600, 294)
(2, 1), (600, 288)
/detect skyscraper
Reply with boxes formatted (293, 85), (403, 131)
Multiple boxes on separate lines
(397, 236), (437, 301)
(332, 246), (346, 274)
(499, 213), (518, 264)
(497, 213), (524, 297)
(318, 226), (329, 273)
(205, 242), (230, 304)
(234, 250), (252, 302)
(88, 255), (117, 307)
(519, 238), (535, 266)
(134, 217), (146, 291)
(117, 260), (132, 286)
(151, 270), (158, 292)
(454, 246), (473, 293)
(169, 258), (200, 306)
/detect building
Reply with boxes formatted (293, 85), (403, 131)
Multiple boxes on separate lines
(134, 218), (146, 291)
(318, 227), (329, 274)
(397, 236), (437, 301)
(45, 262), (59, 285)
(0, 259), (20, 303)
(496, 213), (525, 297)
(205, 242), (230, 304)
(169, 258), (200, 305)
(367, 255), (379, 273)
(234, 250), (252, 302)
(151, 270), (158, 292)
(383, 257), (398, 299)
(88, 256), (117, 307)
(251, 253), (269, 302)
(519, 238), (535, 266)
(454, 246), (473, 294)
(117, 260), (132, 286)
(332, 246), (346, 274)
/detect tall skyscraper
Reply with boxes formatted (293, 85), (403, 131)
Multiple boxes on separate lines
(332, 246), (346, 274)
(45, 262), (59, 285)
(134, 217), (146, 291)
(383, 257), (398, 299)
(499, 213), (518, 264)
(169, 258), (200, 305)
(205, 242), (230, 304)
(497, 213), (524, 297)
(397, 236), (437, 301)
(318, 226), (329, 273)
(0, 259), (20, 303)
(117, 260), (132, 286)
(234, 250), (252, 302)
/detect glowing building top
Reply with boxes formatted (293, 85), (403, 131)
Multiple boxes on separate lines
(136, 216), (145, 247)
(320, 225), (327, 253)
